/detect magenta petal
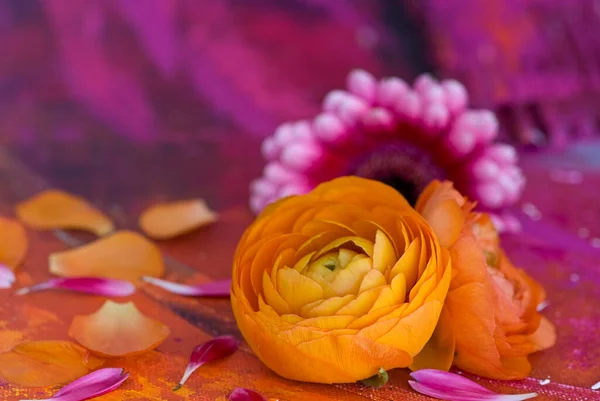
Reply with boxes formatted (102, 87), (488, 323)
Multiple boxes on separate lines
(20, 368), (129, 401)
(174, 335), (238, 391)
(142, 276), (231, 297)
(0, 264), (16, 289)
(229, 387), (267, 401)
(17, 277), (135, 297)
(409, 370), (537, 401)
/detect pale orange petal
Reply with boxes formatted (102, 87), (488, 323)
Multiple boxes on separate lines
(16, 189), (114, 235)
(0, 217), (27, 269)
(0, 341), (104, 387)
(528, 316), (556, 352)
(69, 300), (170, 357)
(139, 199), (218, 240)
(49, 230), (164, 283)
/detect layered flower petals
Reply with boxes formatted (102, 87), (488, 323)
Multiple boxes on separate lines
(232, 177), (451, 383)
(16, 190), (114, 235)
(413, 180), (556, 380)
(0, 216), (28, 269)
(252, 70), (524, 232)
(0, 341), (104, 387)
(139, 199), (218, 239)
(49, 231), (164, 283)
(68, 301), (170, 357)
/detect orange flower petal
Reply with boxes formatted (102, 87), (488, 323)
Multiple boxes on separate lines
(139, 199), (218, 240)
(49, 230), (164, 283)
(0, 216), (27, 269)
(0, 340), (104, 387)
(410, 307), (455, 371)
(16, 189), (114, 235)
(68, 300), (170, 357)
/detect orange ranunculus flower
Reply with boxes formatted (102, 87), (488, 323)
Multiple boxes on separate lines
(231, 177), (452, 384)
(412, 180), (556, 380)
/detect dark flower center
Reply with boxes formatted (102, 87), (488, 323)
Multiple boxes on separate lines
(348, 141), (445, 205)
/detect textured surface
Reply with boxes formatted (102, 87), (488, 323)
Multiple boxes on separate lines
(1, 135), (600, 400)
(0, 0), (599, 399)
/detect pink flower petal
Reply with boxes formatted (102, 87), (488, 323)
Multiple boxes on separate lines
(174, 336), (238, 391)
(229, 387), (267, 401)
(409, 370), (537, 401)
(20, 368), (129, 401)
(17, 277), (135, 297)
(142, 276), (231, 297)
(0, 263), (16, 289)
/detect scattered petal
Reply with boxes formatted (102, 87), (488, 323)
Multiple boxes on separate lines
(20, 368), (129, 401)
(592, 381), (600, 391)
(139, 199), (218, 239)
(16, 190), (114, 236)
(0, 216), (28, 269)
(0, 263), (16, 289)
(17, 277), (135, 297)
(174, 336), (238, 391)
(359, 368), (389, 389)
(0, 341), (104, 387)
(49, 231), (164, 283)
(68, 300), (170, 357)
(409, 369), (538, 401)
(141, 276), (230, 297)
(229, 387), (267, 401)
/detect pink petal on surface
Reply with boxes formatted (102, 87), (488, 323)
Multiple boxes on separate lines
(174, 336), (238, 391)
(142, 276), (231, 297)
(20, 368), (129, 401)
(17, 277), (135, 297)
(0, 263), (16, 289)
(229, 387), (267, 401)
(409, 370), (537, 401)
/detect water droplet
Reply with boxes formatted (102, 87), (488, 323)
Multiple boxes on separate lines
(522, 203), (542, 220)
(578, 228), (590, 238)
(539, 379), (551, 385)
(570, 273), (580, 283)
(537, 300), (549, 312)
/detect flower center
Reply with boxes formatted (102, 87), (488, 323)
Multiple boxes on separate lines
(348, 141), (445, 205)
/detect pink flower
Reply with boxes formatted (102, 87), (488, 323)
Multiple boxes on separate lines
(251, 70), (524, 232)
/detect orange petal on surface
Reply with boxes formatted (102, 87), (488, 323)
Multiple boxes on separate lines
(139, 199), (218, 240)
(0, 340), (104, 387)
(0, 217), (27, 269)
(529, 316), (557, 352)
(49, 230), (164, 283)
(16, 189), (114, 235)
(69, 300), (170, 357)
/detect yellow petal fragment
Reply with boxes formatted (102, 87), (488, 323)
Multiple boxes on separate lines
(314, 236), (374, 260)
(139, 199), (218, 240)
(0, 341), (104, 387)
(390, 273), (407, 302)
(277, 268), (324, 312)
(330, 257), (372, 296)
(358, 269), (387, 293)
(372, 230), (397, 273)
(16, 189), (114, 235)
(0, 217), (27, 269)
(49, 230), (164, 283)
(338, 249), (358, 268)
(337, 287), (382, 316)
(302, 295), (355, 318)
(68, 301), (170, 357)
(305, 271), (338, 298)
(262, 271), (291, 315)
(389, 237), (421, 288)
